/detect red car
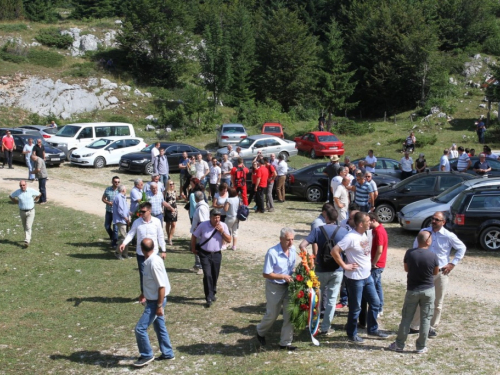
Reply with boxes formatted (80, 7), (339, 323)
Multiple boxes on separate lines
(261, 122), (284, 139)
(294, 131), (345, 158)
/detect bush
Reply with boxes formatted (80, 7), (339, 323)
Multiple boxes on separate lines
(0, 50), (27, 63)
(106, 115), (131, 123)
(236, 101), (293, 129)
(27, 49), (65, 67)
(64, 62), (97, 77)
(35, 28), (73, 49)
(335, 118), (374, 136)
(0, 24), (28, 32)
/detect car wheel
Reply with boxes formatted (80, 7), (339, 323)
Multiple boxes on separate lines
(306, 186), (323, 202)
(376, 204), (396, 223)
(93, 156), (106, 168)
(480, 226), (500, 251)
(144, 162), (153, 175)
(310, 149), (316, 159)
(422, 217), (432, 229)
(278, 151), (289, 161)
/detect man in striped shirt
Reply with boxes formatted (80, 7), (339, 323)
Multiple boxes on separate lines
(352, 173), (375, 213)
(9, 180), (41, 247)
(456, 146), (471, 172)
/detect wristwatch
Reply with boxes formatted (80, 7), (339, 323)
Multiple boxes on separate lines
(157, 303), (163, 308)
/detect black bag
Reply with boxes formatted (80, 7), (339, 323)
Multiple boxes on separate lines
(195, 228), (218, 252)
(319, 225), (342, 271)
(237, 205), (249, 221)
(184, 202), (190, 211)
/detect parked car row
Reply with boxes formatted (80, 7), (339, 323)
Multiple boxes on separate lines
(0, 132), (66, 166)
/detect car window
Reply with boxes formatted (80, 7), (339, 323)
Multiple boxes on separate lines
(308, 134), (315, 142)
(439, 176), (464, 191)
(317, 135), (339, 142)
(313, 166), (327, 175)
(266, 139), (281, 146)
(434, 182), (468, 203)
(468, 195), (500, 211)
(385, 159), (399, 170)
(237, 138), (253, 149)
(376, 160), (385, 170)
(177, 145), (193, 153)
(254, 140), (267, 148)
(14, 135), (24, 147)
(126, 139), (140, 147)
(487, 159), (500, 171)
(264, 126), (281, 133)
(95, 127), (108, 137)
(88, 139), (111, 149)
(164, 146), (177, 154)
(223, 126), (245, 133)
(78, 127), (93, 139)
(111, 140), (125, 149)
(405, 176), (436, 192)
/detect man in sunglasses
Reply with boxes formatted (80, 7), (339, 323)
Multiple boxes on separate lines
(102, 176), (120, 248)
(409, 211), (466, 338)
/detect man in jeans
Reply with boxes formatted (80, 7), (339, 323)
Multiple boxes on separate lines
(331, 212), (388, 342)
(112, 185), (130, 260)
(299, 206), (348, 335)
(388, 231), (439, 354)
(133, 238), (174, 367)
(101, 176), (120, 248)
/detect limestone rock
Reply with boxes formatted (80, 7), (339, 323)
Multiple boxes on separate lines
(108, 96), (119, 104)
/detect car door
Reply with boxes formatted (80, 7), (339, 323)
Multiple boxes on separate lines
(266, 138), (282, 155)
(13, 136), (25, 162)
(295, 134), (308, 151)
(252, 139), (267, 156)
(105, 140), (126, 164)
(394, 175), (438, 210)
(313, 165), (330, 193)
(381, 159), (400, 177)
(164, 145), (180, 168)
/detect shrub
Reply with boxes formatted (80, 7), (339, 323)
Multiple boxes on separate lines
(106, 115), (131, 123)
(0, 24), (28, 32)
(27, 49), (65, 67)
(0, 50), (27, 63)
(35, 28), (73, 49)
(236, 101), (293, 129)
(65, 62), (97, 77)
(335, 118), (374, 136)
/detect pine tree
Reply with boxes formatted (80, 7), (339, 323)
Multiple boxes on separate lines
(23, 0), (57, 22)
(0, 0), (24, 20)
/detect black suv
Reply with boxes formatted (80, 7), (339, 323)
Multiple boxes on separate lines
(448, 187), (500, 251)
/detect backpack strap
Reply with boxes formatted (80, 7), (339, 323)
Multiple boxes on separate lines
(320, 225), (341, 244)
(198, 228), (218, 251)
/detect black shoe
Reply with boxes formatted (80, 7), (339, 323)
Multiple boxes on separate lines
(133, 356), (154, 367)
(279, 345), (297, 351)
(358, 323), (366, 329)
(205, 301), (212, 308)
(409, 328), (420, 334)
(348, 335), (364, 343)
(256, 333), (266, 346)
(212, 296), (217, 302)
(428, 328), (438, 338)
(157, 354), (175, 361)
(367, 330), (389, 338)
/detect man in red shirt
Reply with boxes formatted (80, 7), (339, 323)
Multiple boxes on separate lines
(254, 158), (269, 213)
(359, 213), (389, 327)
(230, 157), (249, 206)
(2, 130), (16, 169)
(264, 157), (277, 212)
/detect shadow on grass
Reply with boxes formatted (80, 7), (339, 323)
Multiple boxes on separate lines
(167, 295), (205, 306)
(50, 351), (132, 368)
(67, 296), (136, 306)
(175, 338), (258, 356)
(65, 241), (110, 250)
(68, 253), (115, 260)
(0, 239), (26, 249)
(165, 267), (196, 274)
(230, 303), (266, 315)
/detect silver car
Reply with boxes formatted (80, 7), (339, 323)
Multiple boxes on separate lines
(215, 123), (248, 147)
(19, 125), (60, 140)
(398, 177), (500, 231)
(217, 134), (297, 161)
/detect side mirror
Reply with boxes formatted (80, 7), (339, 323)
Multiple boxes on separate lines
(402, 187), (411, 193)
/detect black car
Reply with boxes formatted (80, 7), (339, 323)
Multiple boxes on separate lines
(0, 127), (40, 137)
(0, 134), (66, 166)
(430, 156), (500, 177)
(286, 162), (400, 203)
(448, 187), (500, 251)
(352, 157), (406, 179)
(119, 142), (208, 174)
(374, 171), (476, 223)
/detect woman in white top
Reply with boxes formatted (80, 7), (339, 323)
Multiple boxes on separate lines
(449, 144), (459, 159)
(213, 182), (228, 222)
(224, 187), (240, 250)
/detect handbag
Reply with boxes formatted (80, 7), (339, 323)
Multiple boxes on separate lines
(184, 202), (190, 211)
(195, 228), (218, 252)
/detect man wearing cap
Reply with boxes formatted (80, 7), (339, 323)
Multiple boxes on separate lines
(9, 180), (41, 247)
(2, 130), (15, 169)
(190, 209), (231, 307)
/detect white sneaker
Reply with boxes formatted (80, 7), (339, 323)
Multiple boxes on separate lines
(416, 347), (428, 354)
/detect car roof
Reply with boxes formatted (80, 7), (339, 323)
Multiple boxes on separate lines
(308, 131), (336, 136)
(95, 136), (143, 141)
(247, 134), (281, 140)
(222, 123), (244, 127)
(20, 125), (50, 130)
(263, 122), (282, 126)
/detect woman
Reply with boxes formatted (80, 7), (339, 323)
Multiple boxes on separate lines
(247, 161), (259, 206)
(213, 182), (229, 222)
(188, 177), (206, 223)
(164, 180), (177, 245)
(415, 153), (427, 173)
(403, 131), (416, 153)
(224, 187), (240, 250)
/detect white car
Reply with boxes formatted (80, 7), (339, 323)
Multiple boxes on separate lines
(398, 177), (500, 231)
(216, 134), (298, 161)
(70, 137), (146, 168)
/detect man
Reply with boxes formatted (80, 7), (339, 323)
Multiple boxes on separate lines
(343, 155), (351, 168)
(409, 211), (466, 338)
(102, 176), (120, 248)
(275, 154), (288, 203)
(357, 160), (366, 175)
(311, 203), (330, 231)
(31, 152), (48, 204)
(120, 202), (166, 298)
(365, 150), (377, 173)
(146, 182), (169, 227)
(195, 153), (209, 188)
(2, 130), (15, 169)
(440, 149), (450, 172)
(333, 177), (350, 222)
(190, 191), (210, 275)
(178, 151), (190, 195)
(231, 157), (249, 206)
(299, 208), (348, 335)
(324, 155), (341, 204)
(208, 157), (221, 200)
(331, 212), (388, 342)
(145, 173), (165, 193)
(352, 173), (375, 213)
(9, 180), (41, 247)
(256, 228), (297, 350)
(399, 151), (414, 180)
(365, 172), (378, 200)
(191, 209), (231, 307)
(473, 153), (491, 176)
(483, 145), (500, 160)
(154, 148), (169, 187)
(220, 153), (233, 187)
(132, 238), (174, 367)
(254, 158), (269, 213)
(23, 138), (35, 181)
(130, 178), (144, 215)
(235, 146), (242, 158)
(33, 138), (46, 160)
(113, 185), (130, 260)
(49, 120), (57, 128)
(151, 142), (160, 170)
(227, 144), (238, 161)
(264, 157), (277, 212)
(388, 231), (439, 354)
(476, 117), (486, 144)
(330, 167), (349, 206)
(456, 146), (471, 172)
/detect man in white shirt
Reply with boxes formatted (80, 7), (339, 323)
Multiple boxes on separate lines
(409, 211), (466, 338)
(399, 151), (414, 179)
(208, 158), (221, 200)
(333, 177), (350, 222)
(133, 238), (174, 367)
(440, 150), (450, 172)
(151, 142), (160, 168)
(227, 144), (238, 161)
(456, 146), (471, 172)
(365, 150), (377, 173)
(275, 154), (288, 202)
(190, 191), (210, 274)
(331, 212), (388, 342)
(195, 153), (209, 187)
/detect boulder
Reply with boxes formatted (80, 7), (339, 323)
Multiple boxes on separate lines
(120, 85), (131, 91)
(107, 96), (119, 104)
(134, 88), (144, 96)
(87, 77), (99, 87)
(80, 34), (100, 52)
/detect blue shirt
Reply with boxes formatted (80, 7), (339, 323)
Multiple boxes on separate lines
(263, 243), (297, 284)
(11, 188), (40, 210)
(354, 181), (374, 207)
(112, 193), (129, 224)
(130, 187), (142, 214)
(103, 186), (119, 213)
(146, 190), (164, 216)
(305, 224), (349, 272)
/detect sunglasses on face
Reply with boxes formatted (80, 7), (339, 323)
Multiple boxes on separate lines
(139, 210), (148, 214)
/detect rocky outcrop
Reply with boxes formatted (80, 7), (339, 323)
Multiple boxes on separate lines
(61, 27), (118, 57)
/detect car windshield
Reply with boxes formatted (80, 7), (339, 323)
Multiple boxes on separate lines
(433, 182), (468, 203)
(264, 126), (281, 133)
(44, 127), (58, 134)
(56, 125), (81, 137)
(223, 126), (244, 133)
(141, 144), (154, 152)
(87, 139), (114, 149)
(318, 135), (339, 142)
(237, 138), (254, 149)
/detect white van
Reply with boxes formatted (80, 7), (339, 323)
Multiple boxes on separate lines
(47, 122), (136, 160)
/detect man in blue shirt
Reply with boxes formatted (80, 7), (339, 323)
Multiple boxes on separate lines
(352, 173), (374, 213)
(9, 180), (41, 247)
(256, 228), (298, 350)
(113, 185), (130, 259)
(102, 176), (120, 248)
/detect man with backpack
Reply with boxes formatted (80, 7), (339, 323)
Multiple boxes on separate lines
(298, 206), (348, 335)
(230, 158), (249, 205)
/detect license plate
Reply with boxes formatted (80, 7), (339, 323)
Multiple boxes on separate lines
(329, 146), (338, 150)
(52, 158), (60, 161)
(120, 162), (128, 167)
